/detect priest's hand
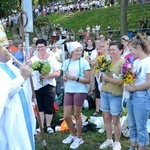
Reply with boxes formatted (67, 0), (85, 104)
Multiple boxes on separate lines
(20, 65), (33, 80)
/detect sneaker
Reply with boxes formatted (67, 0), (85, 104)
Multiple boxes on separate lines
(62, 135), (75, 144)
(98, 128), (105, 133)
(99, 139), (113, 149)
(70, 137), (84, 149)
(113, 142), (121, 150)
(128, 146), (137, 150)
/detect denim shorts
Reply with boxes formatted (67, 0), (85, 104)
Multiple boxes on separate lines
(100, 91), (122, 115)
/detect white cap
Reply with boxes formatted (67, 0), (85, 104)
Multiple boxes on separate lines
(122, 35), (129, 42)
(67, 41), (83, 54)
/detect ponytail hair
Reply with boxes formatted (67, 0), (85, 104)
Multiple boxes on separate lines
(129, 33), (150, 54)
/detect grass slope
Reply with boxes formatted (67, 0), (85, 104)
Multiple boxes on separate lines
(47, 4), (150, 35)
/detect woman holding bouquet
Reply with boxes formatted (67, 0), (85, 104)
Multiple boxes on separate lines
(99, 41), (125, 150)
(125, 33), (150, 150)
(30, 39), (60, 134)
(62, 41), (91, 149)
(90, 40), (109, 116)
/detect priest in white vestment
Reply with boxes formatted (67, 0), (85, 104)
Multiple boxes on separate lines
(0, 45), (36, 150)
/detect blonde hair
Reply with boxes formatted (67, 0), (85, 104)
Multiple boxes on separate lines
(33, 37), (38, 42)
(129, 33), (150, 54)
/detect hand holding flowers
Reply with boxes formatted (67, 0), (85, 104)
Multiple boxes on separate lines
(93, 54), (111, 75)
(32, 60), (51, 85)
(122, 60), (136, 106)
(125, 85), (135, 92)
(101, 74), (110, 83)
(122, 60), (136, 85)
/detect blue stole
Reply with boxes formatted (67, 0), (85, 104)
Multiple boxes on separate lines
(0, 63), (35, 150)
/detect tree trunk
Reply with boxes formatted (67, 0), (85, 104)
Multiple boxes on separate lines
(38, 0), (42, 5)
(120, 0), (128, 37)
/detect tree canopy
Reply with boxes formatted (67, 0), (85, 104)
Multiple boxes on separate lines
(0, 0), (51, 19)
(0, 0), (21, 18)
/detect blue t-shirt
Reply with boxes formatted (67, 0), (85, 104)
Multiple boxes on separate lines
(13, 51), (24, 68)
(62, 57), (90, 93)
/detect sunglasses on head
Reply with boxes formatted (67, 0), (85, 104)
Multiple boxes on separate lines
(122, 38), (128, 42)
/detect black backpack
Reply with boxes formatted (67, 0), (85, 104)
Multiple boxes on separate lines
(86, 95), (95, 109)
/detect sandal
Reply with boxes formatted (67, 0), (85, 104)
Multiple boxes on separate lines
(47, 126), (54, 134)
(34, 128), (43, 135)
(92, 111), (99, 116)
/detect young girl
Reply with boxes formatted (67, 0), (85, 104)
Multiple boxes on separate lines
(125, 33), (150, 150)
(62, 41), (91, 149)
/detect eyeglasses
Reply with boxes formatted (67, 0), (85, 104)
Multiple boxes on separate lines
(36, 46), (45, 49)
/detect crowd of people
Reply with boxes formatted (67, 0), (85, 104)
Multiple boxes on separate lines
(0, 1), (150, 150)
(1, 29), (150, 150)
(33, 0), (149, 17)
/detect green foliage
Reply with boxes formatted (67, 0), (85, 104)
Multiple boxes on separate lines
(32, 61), (51, 75)
(34, 16), (50, 27)
(32, 61), (43, 71)
(0, 0), (21, 18)
(40, 62), (51, 75)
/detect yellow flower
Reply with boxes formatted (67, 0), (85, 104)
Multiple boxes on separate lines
(93, 55), (111, 75)
(124, 73), (134, 84)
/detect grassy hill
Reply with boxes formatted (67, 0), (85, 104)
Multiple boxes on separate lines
(47, 4), (150, 37)
(6, 3), (150, 41)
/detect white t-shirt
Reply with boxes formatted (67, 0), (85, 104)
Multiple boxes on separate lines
(133, 57), (150, 86)
(90, 49), (97, 60)
(31, 55), (60, 90)
(122, 48), (130, 58)
(95, 25), (100, 31)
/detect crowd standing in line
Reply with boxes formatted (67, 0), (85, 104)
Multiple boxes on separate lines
(0, 31), (150, 150)
(0, 1), (150, 150)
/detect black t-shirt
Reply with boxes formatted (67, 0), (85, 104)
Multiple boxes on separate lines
(82, 47), (95, 57)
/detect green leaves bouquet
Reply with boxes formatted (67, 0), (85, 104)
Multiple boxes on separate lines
(32, 61), (51, 84)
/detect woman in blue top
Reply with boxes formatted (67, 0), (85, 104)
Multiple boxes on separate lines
(62, 41), (91, 149)
(13, 42), (24, 68)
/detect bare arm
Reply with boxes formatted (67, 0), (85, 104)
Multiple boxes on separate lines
(126, 73), (150, 92)
(41, 70), (60, 79)
(62, 70), (91, 84)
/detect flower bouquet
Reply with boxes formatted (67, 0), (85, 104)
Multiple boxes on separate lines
(93, 54), (111, 84)
(93, 55), (111, 75)
(32, 60), (51, 85)
(122, 60), (136, 106)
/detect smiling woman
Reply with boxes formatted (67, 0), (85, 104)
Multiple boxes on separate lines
(30, 39), (61, 135)
(125, 33), (150, 150)
(99, 41), (125, 150)
(62, 41), (91, 149)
